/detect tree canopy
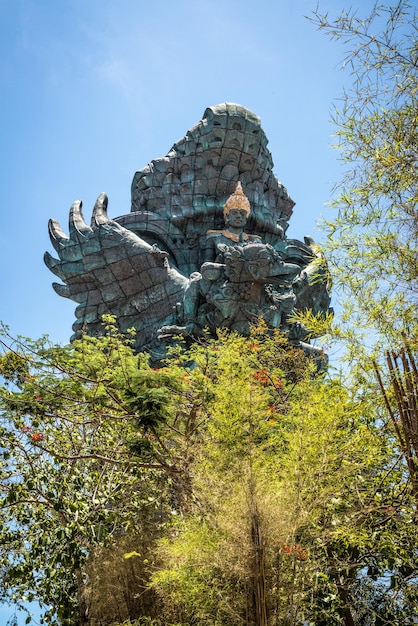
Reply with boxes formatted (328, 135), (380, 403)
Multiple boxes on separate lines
(308, 0), (418, 355)
(0, 322), (417, 625)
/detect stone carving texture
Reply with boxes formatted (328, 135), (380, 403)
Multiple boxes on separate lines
(45, 103), (332, 360)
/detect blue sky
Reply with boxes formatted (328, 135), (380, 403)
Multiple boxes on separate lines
(0, 0), (379, 623)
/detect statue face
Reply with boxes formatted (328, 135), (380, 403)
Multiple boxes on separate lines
(226, 209), (247, 228)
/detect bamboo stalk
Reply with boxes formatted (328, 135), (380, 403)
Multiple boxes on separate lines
(374, 347), (418, 506)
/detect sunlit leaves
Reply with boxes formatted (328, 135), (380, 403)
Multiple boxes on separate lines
(310, 1), (418, 358)
(0, 324), (183, 624)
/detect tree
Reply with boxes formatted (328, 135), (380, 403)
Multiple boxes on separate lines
(0, 320), (195, 625)
(149, 330), (412, 626)
(308, 0), (418, 356)
(373, 343), (418, 511)
(297, 3), (418, 622)
(1, 321), (416, 625)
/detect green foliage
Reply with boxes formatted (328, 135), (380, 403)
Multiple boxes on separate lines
(1, 321), (417, 625)
(308, 1), (418, 358)
(147, 330), (417, 626)
(0, 322), (189, 624)
(0, 350), (29, 385)
(295, 8), (418, 619)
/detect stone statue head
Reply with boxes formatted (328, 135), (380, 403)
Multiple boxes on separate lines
(223, 181), (251, 219)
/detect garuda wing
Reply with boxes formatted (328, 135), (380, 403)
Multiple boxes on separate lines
(44, 193), (188, 352)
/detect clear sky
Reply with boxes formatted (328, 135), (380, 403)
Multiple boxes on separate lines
(0, 0), (379, 623)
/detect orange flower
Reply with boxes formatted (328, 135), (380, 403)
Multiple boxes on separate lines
(253, 369), (269, 384)
(30, 432), (44, 442)
(280, 543), (308, 560)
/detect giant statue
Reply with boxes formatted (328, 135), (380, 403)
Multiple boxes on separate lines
(44, 103), (332, 361)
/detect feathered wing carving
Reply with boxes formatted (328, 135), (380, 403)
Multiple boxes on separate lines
(44, 193), (189, 352)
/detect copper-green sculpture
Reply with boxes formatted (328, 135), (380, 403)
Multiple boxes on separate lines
(44, 103), (332, 358)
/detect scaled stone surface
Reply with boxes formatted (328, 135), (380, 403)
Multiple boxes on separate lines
(45, 103), (332, 360)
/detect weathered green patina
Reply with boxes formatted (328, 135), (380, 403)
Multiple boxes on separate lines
(44, 103), (332, 359)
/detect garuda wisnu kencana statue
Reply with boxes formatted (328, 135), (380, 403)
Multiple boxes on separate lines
(44, 103), (332, 360)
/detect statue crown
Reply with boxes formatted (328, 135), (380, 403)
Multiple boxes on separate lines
(223, 181), (251, 217)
